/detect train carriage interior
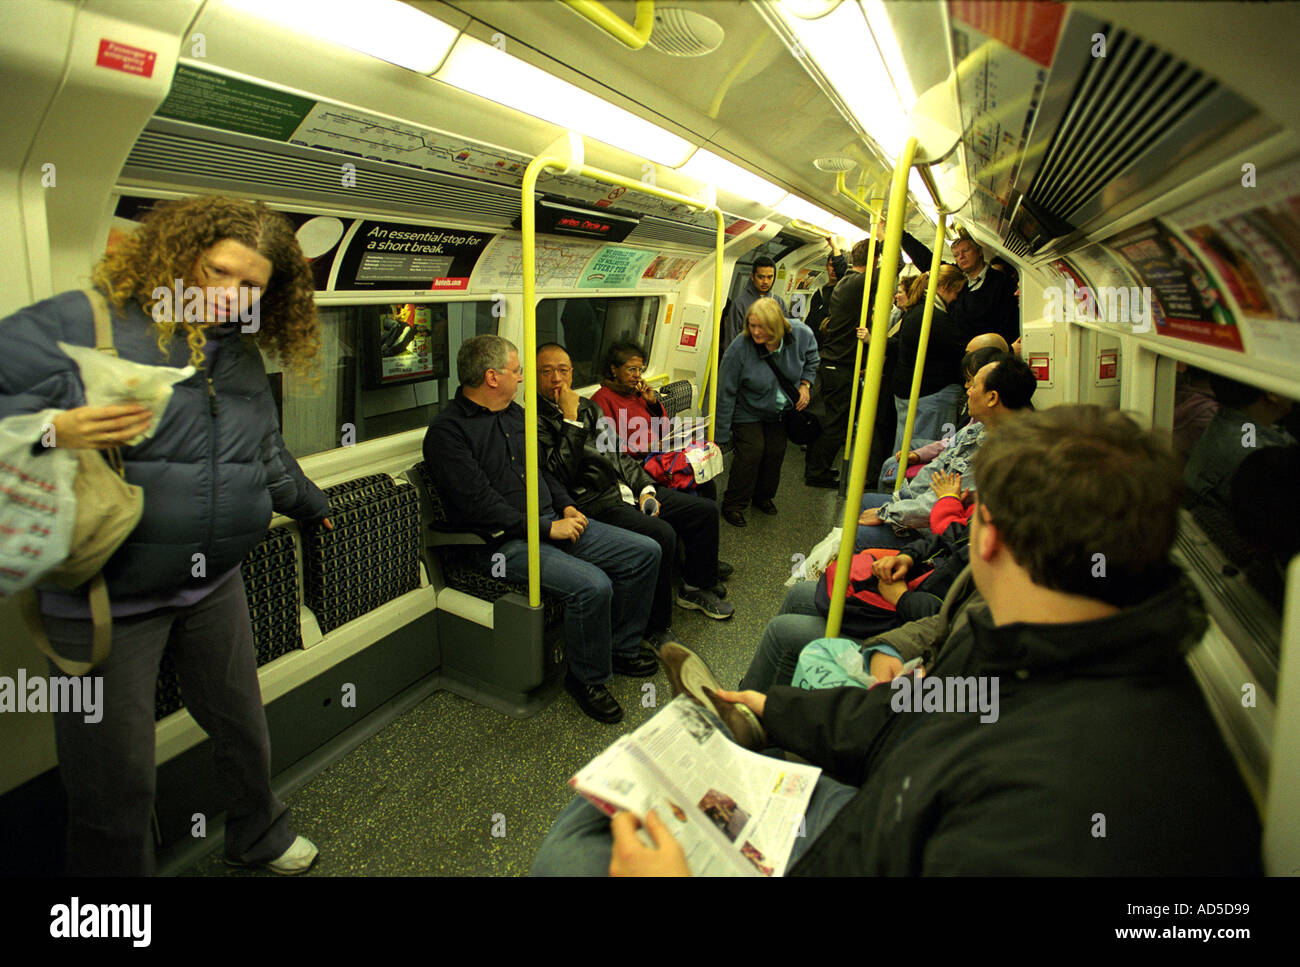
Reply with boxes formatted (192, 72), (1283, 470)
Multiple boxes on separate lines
(1, 0), (1298, 880)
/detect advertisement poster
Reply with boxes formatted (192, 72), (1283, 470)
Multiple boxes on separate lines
(334, 221), (493, 291)
(1107, 219), (1242, 351)
(372, 303), (447, 385)
(1167, 159), (1300, 357)
(577, 245), (658, 289)
(639, 254), (700, 290)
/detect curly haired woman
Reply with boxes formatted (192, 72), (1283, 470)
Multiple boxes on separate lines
(0, 195), (330, 875)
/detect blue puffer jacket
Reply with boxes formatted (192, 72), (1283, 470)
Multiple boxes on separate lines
(0, 290), (329, 598)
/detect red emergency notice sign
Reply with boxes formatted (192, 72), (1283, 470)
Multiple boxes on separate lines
(96, 39), (157, 78)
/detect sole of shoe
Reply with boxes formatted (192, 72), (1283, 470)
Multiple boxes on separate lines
(659, 643), (765, 749)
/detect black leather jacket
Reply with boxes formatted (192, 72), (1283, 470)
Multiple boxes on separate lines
(537, 394), (657, 516)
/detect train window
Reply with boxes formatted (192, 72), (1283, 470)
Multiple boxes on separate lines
(535, 296), (661, 388)
(266, 300), (497, 459)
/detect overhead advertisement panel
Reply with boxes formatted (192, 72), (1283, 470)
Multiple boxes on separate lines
(1164, 158), (1300, 359)
(1107, 220), (1242, 352)
(947, 1), (1067, 235)
(152, 65), (745, 235)
(334, 221), (494, 291)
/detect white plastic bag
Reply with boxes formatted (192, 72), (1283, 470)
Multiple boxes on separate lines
(0, 409), (79, 596)
(786, 526), (843, 587)
(682, 441), (723, 484)
(57, 342), (194, 445)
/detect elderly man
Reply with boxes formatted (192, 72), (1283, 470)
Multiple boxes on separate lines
(424, 335), (661, 724)
(901, 232), (1020, 347)
(535, 342), (733, 638)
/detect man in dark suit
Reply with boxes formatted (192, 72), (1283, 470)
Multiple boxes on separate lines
(900, 232), (1020, 347)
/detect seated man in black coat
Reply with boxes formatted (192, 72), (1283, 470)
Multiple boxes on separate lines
(900, 231), (1020, 348)
(531, 405), (1261, 875)
(537, 343), (734, 642)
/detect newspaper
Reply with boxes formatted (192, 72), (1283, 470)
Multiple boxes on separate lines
(570, 695), (821, 876)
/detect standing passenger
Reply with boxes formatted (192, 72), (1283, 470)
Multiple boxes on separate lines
(0, 195), (331, 875)
(890, 264), (968, 454)
(720, 256), (788, 356)
(805, 237), (880, 488)
(715, 298), (819, 527)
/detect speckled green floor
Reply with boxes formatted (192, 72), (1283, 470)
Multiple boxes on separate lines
(183, 448), (854, 876)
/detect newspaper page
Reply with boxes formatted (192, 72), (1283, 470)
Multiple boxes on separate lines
(570, 696), (821, 876)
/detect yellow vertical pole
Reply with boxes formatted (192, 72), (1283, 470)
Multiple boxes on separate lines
(824, 137), (917, 639)
(520, 154), (564, 608)
(893, 213), (948, 495)
(520, 149), (725, 607)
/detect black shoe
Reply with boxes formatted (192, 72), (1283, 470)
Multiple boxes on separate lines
(804, 473), (838, 489)
(717, 561), (734, 582)
(722, 509), (746, 527)
(613, 646), (659, 678)
(754, 499), (777, 515)
(564, 672), (623, 723)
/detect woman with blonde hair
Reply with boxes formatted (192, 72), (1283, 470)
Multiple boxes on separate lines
(714, 297), (819, 526)
(0, 195), (330, 875)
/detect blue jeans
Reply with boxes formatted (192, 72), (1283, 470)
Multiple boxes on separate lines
(490, 520), (660, 685)
(855, 492), (913, 552)
(740, 581), (830, 691)
(892, 385), (963, 456)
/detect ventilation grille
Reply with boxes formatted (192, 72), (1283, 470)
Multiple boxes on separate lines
(1025, 27), (1222, 224)
(626, 215), (716, 249)
(1000, 232), (1032, 259)
(122, 127), (522, 224)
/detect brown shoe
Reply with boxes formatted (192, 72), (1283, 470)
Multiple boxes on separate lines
(657, 642), (766, 750)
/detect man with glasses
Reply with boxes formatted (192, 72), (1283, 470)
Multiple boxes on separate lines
(536, 343), (733, 647)
(424, 335), (661, 724)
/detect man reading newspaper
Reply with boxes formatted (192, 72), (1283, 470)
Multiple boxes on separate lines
(530, 406), (1261, 876)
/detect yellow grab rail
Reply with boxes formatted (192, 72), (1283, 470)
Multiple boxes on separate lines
(560, 0), (655, 50)
(521, 146), (724, 607)
(893, 212), (948, 494)
(824, 136), (918, 639)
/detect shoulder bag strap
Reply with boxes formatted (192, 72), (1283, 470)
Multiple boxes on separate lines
(760, 350), (800, 406)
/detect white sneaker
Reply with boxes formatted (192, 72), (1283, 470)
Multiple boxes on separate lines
(226, 834), (319, 875)
(266, 835), (319, 875)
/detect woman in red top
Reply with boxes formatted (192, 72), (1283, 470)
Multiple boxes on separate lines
(592, 342), (718, 502)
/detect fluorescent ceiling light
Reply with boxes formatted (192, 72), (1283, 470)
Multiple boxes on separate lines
(828, 216), (869, 238)
(678, 150), (788, 208)
(778, 195), (836, 229)
(770, 1), (913, 163)
(437, 34), (695, 168)
(222, 0), (458, 75)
